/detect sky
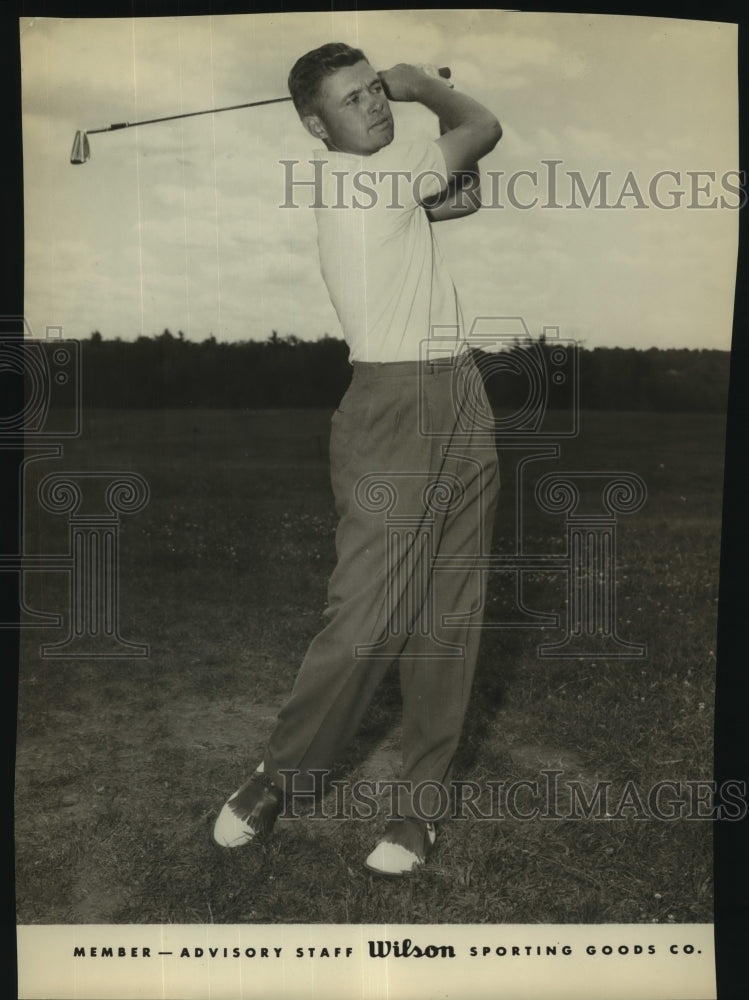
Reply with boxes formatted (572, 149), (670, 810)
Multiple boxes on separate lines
(20, 10), (739, 350)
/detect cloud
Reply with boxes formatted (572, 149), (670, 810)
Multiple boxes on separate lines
(19, 11), (738, 350)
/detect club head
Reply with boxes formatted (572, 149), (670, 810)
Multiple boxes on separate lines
(70, 131), (90, 165)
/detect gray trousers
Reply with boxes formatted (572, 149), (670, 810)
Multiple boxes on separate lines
(264, 354), (499, 819)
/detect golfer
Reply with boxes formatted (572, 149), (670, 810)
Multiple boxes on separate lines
(214, 43), (501, 876)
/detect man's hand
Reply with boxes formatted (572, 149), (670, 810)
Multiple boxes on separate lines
(378, 63), (451, 102)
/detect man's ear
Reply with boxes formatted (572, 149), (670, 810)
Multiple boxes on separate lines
(302, 114), (328, 142)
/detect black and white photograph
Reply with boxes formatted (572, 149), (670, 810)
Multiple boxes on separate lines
(8, 7), (744, 999)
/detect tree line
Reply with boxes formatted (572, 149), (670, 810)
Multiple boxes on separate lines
(74, 330), (729, 412)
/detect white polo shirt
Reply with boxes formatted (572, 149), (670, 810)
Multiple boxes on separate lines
(313, 139), (463, 363)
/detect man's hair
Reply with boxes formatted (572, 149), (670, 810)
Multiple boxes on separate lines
(288, 42), (368, 118)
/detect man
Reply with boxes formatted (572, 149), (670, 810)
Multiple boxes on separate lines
(214, 42), (501, 876)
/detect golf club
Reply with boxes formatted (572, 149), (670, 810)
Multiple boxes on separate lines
(70, 67), (451, 164)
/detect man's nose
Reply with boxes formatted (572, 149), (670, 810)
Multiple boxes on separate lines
(365, 91), (383, 115)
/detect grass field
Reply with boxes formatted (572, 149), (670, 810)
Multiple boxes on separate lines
(15, 407), (724, 925)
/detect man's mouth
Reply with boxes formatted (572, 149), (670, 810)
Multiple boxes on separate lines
(370, 117), (391, 130)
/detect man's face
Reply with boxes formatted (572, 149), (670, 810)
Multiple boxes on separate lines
(305, 60), (394, 155)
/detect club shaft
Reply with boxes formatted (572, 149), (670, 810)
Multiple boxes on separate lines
(86, 95), (294, 135)
(85, 67), (451, 135)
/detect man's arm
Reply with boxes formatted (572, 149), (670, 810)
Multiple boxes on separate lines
(423, 115), (481, 222)
(379, 64), (502, 178)
(423, 167), (482, 222)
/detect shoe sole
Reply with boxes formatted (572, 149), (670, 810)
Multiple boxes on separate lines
(363, 860), (424, 878)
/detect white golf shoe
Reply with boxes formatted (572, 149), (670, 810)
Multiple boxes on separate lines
(364, 818), (437, 876)
(213, 764), (284, 848)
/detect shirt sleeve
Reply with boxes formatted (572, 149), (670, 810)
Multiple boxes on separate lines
(370, 138), (450, 208)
